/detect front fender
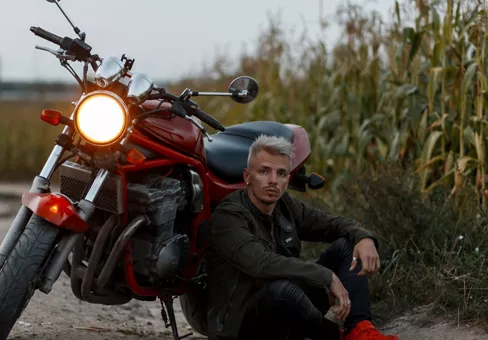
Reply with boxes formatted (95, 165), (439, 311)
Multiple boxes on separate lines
(21, 192), (88, 232)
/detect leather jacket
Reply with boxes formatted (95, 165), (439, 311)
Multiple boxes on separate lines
(204, 189), (377, 340)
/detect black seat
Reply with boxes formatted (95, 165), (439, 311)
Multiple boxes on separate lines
(204, 121), (294, 184)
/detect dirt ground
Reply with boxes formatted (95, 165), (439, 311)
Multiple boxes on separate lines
(0, 183), (487, 340)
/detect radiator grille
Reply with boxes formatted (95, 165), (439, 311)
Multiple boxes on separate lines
(59, 161), (124, 214)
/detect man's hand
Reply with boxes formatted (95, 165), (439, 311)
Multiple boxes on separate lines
(328, 273), (350, 321)
(350, 237), (380, 276)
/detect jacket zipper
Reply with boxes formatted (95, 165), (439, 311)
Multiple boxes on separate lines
(270, 221), (276, 251)
(219, 272), (240, 331)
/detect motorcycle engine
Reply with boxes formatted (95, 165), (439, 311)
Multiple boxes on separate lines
(126, 176), (191, 287)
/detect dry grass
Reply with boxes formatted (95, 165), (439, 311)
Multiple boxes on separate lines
(343, 162), (488, 326)
(0, 100), (71, 180)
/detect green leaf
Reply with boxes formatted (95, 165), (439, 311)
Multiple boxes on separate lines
(395, 1), (401, 25)
(464, 126), (476, 147)
(475, 133), (485, 164)
(317, 110), (341, 132)
(390, 131), (402, 162)
(403, 27), (415, 41)
(357, 130), (374, 160)
(408, 31), (424, 66)
(375, 136), (388, 159)
(432, 7), (441, 36)
(335, 134), (350, 156)
(428, 67), (443, 112)
(423, 167), (455, 193)
(418, 110), (429, 144)
(442, 0), (454, 44)
(432, 41), (444, 67)
(461, 62), (478, 97)
(395, 84), (418, 99)
(419, 130), (443, 189)
(358, 114), (386, 134)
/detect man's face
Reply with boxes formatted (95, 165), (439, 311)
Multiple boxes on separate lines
(244, 149), (291, 206)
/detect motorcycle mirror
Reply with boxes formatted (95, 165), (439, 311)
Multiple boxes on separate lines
(45, 0), (85, 41)
(307, 173), (325, 190)
(95, 56), (126, 88)
(228, 76), (259, 104)
(127, 73), (154, 105)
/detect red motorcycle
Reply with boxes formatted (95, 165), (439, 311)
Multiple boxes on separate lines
(0, 1), (324, 339)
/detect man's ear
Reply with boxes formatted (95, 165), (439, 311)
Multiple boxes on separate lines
(243, 168), (250, 184)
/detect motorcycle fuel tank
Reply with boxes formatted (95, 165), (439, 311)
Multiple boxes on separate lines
(136, 100), (206, 160)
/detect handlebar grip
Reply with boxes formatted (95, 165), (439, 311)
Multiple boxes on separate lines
(160, 91), (225, 131)
(193, 108), (225, 132)
(30, 26), (62, 46)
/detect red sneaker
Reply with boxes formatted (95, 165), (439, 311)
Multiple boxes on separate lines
(345, 320), (399, 340)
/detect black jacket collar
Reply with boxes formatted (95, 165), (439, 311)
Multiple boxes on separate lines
(241, 189), (275, 223)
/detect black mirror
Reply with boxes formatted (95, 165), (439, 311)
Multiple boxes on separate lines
(308, 173), (325, 190)
(228, 76), (259, 104)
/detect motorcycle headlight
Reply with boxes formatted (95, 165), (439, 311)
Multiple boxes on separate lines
(74, 91), (129, 145)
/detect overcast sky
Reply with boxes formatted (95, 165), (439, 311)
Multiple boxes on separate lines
(0, 0), (394, 82)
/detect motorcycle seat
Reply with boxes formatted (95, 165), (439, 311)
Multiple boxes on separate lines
(204, 121), (294, 184)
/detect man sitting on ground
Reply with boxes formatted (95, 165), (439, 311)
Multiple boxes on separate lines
(205, 134), (399, 340)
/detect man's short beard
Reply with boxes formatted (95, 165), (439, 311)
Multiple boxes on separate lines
(251, 187), (278, 206)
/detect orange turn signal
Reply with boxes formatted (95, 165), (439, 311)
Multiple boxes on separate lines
(41, 110), (62, 126)
(126, 148), (146, 165)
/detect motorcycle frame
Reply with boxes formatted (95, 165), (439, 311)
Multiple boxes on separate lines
(120, 129), (212, 296)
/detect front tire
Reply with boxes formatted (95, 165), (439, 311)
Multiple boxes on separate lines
(0, 215), (60, 340)
(179, 280), (208, 336)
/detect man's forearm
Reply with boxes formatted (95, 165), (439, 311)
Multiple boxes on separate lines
(221, 236), (334, 288)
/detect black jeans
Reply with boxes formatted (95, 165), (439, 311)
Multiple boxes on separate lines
(237, 238), (373, 340)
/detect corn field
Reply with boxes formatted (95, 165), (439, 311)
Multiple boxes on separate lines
(170, 0), (488, 204)
(0, 100), (69, 180)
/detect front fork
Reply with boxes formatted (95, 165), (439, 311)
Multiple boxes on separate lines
(0, 119), (120, 292)
(0, 141), (70, 270)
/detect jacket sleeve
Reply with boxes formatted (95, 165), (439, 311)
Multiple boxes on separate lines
(283, 193), (379, 248)
(209, 208), (334, 289)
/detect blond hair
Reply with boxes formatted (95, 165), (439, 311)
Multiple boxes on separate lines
(247, 134), (293, 167)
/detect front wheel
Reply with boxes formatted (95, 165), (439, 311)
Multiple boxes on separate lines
(179, 280), (208, 337)
(0, 215), (60, 340)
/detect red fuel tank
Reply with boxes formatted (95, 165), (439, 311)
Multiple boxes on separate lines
(136, 100), (206, 161)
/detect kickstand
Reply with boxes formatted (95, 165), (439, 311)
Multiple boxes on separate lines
(159, 295), (193, 340)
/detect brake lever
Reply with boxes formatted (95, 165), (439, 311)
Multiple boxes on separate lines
(184, 115), (213, 142)
(35, 45), (77, 62)
(35, 45), (61, 56)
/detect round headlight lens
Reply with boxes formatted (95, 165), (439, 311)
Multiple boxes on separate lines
(75, 93), (127, 145)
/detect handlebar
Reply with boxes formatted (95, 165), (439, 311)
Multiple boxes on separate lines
(192, 108), (225, 132)
(30, 26), (62, 46)
(161, 92), (225, 132)
(30, 26), (225, 133)
(30, 26), (94, 62)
